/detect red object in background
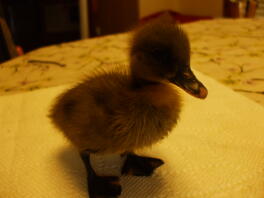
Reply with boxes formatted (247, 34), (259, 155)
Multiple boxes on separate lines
(140, 10), (212, 24)
(16, 46), (24, 56)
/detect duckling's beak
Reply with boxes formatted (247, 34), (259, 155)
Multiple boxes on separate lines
(169, 67), (208, 99)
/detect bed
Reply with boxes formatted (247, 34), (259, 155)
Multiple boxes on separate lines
(0, 18), (263, 106)
(0, 18), (264, 198)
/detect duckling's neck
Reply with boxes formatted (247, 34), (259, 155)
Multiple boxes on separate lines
(129, 60), (160, 89)
(131, 77), (159, 89)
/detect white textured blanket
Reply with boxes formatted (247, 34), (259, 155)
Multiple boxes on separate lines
(0, 72), (264, 198)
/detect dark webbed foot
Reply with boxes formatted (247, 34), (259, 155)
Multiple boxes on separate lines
(80, 152), (122, 198)
(88, 175), (121, 198)
(121, 153), (164, 176)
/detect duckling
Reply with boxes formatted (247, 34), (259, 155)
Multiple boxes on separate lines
(50, 19), (207, 198)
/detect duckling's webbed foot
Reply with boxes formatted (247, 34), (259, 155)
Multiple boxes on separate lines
(80, 152), (122, 198)
(121, 153), (164, 176)
(88, 175), (121, 198)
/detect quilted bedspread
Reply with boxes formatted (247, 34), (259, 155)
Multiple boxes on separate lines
(0, 18), (264, 106)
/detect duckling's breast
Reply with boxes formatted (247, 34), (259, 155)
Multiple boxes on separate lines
(106, 83), (182, 153)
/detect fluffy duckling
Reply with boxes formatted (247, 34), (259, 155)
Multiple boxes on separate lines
(50, 19), (207, 198)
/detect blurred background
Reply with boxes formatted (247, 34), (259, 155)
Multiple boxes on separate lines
(0, 0), (261, 60)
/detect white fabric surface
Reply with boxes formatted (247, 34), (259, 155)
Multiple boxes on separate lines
(0, 72), (264, 198)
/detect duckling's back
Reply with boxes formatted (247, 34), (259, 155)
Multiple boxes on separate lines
(50, 66), (181, 154)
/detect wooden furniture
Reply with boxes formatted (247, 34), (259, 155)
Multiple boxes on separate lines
(223, 0), (257, 18)
(0, 17), (18, 63)
(0, 0), (139, 51)
(0, 0), (80, 52)
(246, 0), (257, 17)
(88, 0), (139, 37)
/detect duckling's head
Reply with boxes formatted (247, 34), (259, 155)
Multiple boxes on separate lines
(130, 20), (207, 99)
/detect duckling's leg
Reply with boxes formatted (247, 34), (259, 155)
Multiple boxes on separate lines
(121, 153), (164, 176)
(80, 151), (122, 198)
